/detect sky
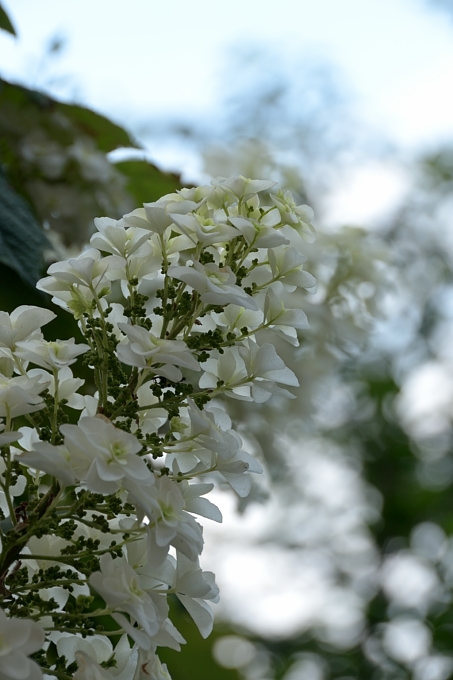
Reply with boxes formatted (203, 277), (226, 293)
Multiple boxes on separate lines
(2, 0), (453, 225)
(2, 0), (453, 147)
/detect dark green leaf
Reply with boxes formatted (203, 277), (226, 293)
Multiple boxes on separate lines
(0, 4), (16, 36)
(0, 77), (140, 154)
(0, 170), (50, 285)
(115, 159), (183, 204)
(57, 103), (140, 153)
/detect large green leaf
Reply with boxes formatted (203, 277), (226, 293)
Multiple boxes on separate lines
(0, 4), (16, 36)
(115, 159), (183, 204)
(0, 78), (140, 153)
(57, 103), (140, 153)
(0, 170), (50, 285)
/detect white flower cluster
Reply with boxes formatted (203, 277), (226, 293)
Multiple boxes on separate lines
(0, 176), (315, 679)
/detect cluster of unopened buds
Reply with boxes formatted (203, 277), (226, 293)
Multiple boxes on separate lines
(0, 176), (316, 679)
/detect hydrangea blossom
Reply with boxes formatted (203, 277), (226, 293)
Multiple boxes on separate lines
(0, 176), (315, 678)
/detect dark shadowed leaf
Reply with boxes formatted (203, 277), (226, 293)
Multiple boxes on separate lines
(0, 4), (16, 36)
(0, 170), (50, 285)
(114, 159), (184, 204)
(58, 103), (140, 153)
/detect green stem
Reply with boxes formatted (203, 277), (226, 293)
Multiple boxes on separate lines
(51, 368), (59, 445)
(38, 668), (72, 680)
(45, 626), (126, 637)
(160, 235), (171, 338)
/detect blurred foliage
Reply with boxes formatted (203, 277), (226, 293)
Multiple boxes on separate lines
(115, 159), (184, 206)
(207, 142), (453, 679)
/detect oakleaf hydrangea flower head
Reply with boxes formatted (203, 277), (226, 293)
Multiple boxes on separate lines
(0, 175), (315, 678)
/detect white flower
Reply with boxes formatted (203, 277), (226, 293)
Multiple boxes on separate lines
(214, 449), (263, 496)
(169, 399), (241, 463)
(134, 649), (172, 680)
(268, 247), (317, 292)
(102, 247), (161, 298)
(0, 372), (49, 418)
(117, 324), (200, 381)
(228, 216), (289, 249)
(199, 342), (299, 402)
(89, 554), (163, 649)
(168, 262), (258, 310)
(0, 423), (22, 446)
(60, 633), (137, 679)
(20, 416), (152, 491)
(135, 384), (168, 436)
(27, 367), (85, 409)
(17, 440), (78, 487)
(0, 306), (56, 351)
(213, 304), (263, 337)
(238, 340), (299, 402)
(36, 250), (124, 318)
(149, 229), (193, 264)
(0, 609), (45, 680)
(38, 249), (112, 290)
(142, 475), (187, 548)
(175, 185), (212, 204)
(125, 477), (204, 564)
(15, 338), (89, 371)
(122, 203), (174, 236)
(271, 188), (316, 242)
(179, 479), (222, 523)
(169, 212), (238, 246)
(60, 417), (154, 494)
(73, 650), (114, 680)
(211, 176), (276, 201)
(173, 553), (219, 638)
(91, 217), (151, 257)
(263, 287), (309, 345)
(199, 348), (250, 400)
